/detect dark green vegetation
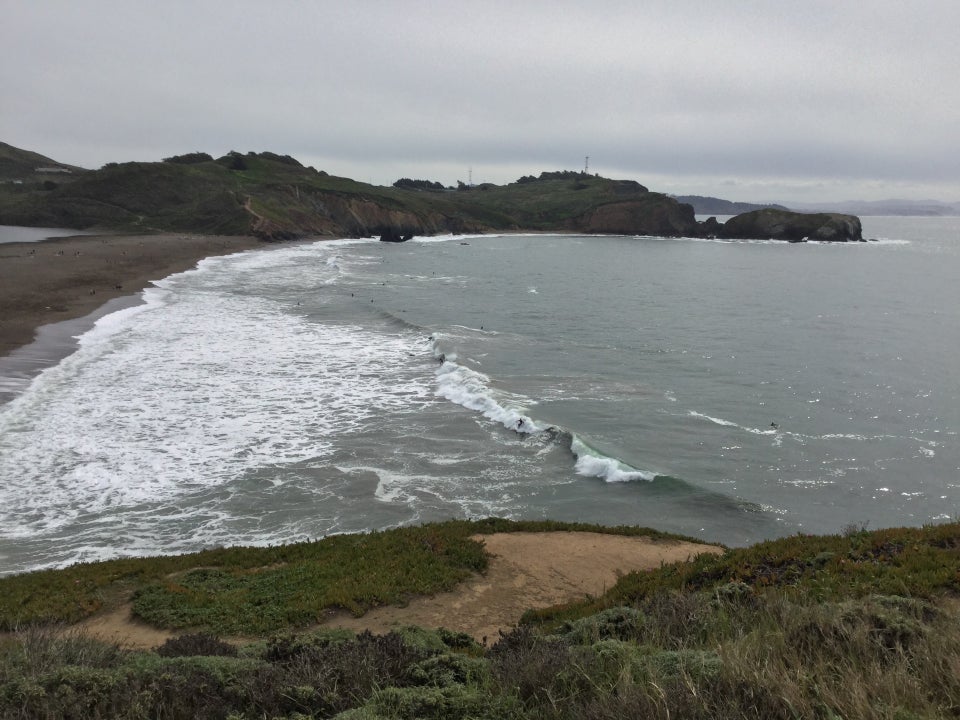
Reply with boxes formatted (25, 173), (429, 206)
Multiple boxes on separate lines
(0, 143), (704, 239)
(525, 521), (960, 625)
(0, 519), (688, 634)
(2, 142), (869, 241)
(2, 521), (960, 718)
(0, 142), (87, 184)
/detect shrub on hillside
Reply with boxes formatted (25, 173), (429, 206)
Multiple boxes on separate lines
(162, 152), (213, 165)
(155, 632), (238, 658)
(393, 178), (445, 191)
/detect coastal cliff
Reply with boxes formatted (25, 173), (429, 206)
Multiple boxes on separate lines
(576, 196), (699, 236)
(0, 148), (703, 240)
(0, 144), (863, 242)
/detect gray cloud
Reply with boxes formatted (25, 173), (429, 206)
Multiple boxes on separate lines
(2, 0), (957, 202)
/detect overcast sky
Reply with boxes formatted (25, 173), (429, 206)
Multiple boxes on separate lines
(3, 1), (958, 203)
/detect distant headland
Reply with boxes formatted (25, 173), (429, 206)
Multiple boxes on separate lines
(0, 142), (863, 242)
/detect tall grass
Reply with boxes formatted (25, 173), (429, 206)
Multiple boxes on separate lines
(2, 521), (958, 718)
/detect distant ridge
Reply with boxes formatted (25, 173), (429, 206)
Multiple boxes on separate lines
(674, 193), (960, 217)
(672, 195), (788, 215)
(787, 199), (960, 216)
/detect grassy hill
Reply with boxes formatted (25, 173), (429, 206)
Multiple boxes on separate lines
(0, 146), (702, 239)
(0, 141), (87, 184)
(1, 519), (959, 718)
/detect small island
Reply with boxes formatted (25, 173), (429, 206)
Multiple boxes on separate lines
(719, 208), (864, 242)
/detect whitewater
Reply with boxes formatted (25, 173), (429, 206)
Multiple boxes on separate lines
(1, 218), (958, 574)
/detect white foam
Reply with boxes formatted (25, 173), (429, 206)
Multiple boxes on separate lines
(0, 245), (435, 553)
(688, 410), (778, 436)
(432, 340), (658, 483)
(434, 359), (536, 433)
(570, 435), (655, 483)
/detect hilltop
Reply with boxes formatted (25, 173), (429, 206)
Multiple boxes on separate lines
(0, 147), (701, 240)
(0, 141), (87, 185)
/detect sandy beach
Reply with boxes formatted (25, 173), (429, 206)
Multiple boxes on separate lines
(0, 233), (266, 358)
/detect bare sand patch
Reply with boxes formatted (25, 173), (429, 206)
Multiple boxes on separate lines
(69, 532), (722, 650)
(325, 532), (723, 643)
(73, 606), (178, 650)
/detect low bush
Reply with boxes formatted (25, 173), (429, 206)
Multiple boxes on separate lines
(155, 632), (238, 658)
(555, 606), (645, 644)
(2, 521), (959, 718)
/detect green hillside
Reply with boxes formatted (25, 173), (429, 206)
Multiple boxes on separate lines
(0, 141), (87, 185)
(0, 146), (702, 239)
(1, 519), (958, 719)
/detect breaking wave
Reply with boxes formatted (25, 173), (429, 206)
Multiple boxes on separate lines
(433, 338), (657, 483)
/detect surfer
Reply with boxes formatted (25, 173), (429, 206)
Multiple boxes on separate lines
(770, 422), (779, 430)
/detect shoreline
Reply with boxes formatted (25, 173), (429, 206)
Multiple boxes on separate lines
(0, 232), (269, 400)
(0, 230), (518, 401)
(0, 233), (268, 357)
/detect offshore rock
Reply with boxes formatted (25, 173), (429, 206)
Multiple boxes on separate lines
(699, 216), (723, 238)
(379, 227), (414, 243)
(720, 209), (863, 242)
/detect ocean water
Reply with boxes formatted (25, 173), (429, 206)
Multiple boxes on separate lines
(0, 224), (94, 243)
(1, 218), (958, 573)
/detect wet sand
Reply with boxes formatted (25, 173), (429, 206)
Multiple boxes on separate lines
(0, 233), (266, 359)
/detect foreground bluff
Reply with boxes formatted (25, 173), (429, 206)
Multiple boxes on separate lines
(720, 208), (863, 242)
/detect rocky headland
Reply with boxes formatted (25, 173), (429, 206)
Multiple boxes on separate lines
(1, 144), (863, 243)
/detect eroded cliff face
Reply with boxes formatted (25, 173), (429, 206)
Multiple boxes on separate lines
(719, 209), (863, 242)
(247, 189), (489, 241)
(576, 198), (700, 237)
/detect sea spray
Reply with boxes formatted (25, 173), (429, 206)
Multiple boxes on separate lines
(434, 358), (536, 432)
(431, 342), (659, 483)
(570, 435), (657, 483)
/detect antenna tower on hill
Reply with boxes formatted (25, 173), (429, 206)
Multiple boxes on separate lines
(584, 156), (589, 174)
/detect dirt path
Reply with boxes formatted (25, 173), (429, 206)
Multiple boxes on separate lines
(73, 532), (723, 649)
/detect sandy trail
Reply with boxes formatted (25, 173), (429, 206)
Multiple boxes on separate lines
(74, 532), (723, 649)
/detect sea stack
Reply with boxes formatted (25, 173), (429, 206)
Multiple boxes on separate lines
(719, 209), (863, 242)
